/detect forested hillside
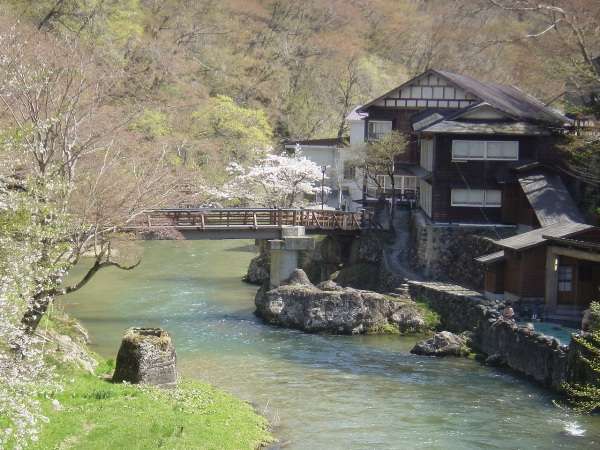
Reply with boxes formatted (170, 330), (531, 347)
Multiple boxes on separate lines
(3, 0), (597, 185)
(1, 2), (599, 447)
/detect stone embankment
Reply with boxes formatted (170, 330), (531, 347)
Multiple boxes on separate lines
(255, 269), (427, 334)
(408, 281), (588, 391)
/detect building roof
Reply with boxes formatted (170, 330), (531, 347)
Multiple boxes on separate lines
(345, 106), (368, 121)
(359, 69), (570, 125)
(475, 250), (505, 264)
(284, 137), (347, 148)
(543, 235), (600, 253)
(436, 70), (569, 125)
(518, 172), (584, 227)
(494, 221), (593, 251)
(418, 120), (550, 135)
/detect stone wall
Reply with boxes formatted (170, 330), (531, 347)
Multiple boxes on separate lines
(408, 212), (513, 289)
(408, 281), (574, 391)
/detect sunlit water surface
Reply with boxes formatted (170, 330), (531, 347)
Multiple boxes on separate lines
(61, 240), (600, 449)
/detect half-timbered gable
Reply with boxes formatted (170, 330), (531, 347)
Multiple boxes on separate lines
(363, 71), (479, 110)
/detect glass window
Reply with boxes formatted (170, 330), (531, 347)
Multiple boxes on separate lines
(451, 189), (485, 206)
(486, 141), (519, 160)
(558, 266), (573, 292)
(451, 189), (502, 207)
(368, 121), (392, 140)
(485, 190), (502, 207)
(452, 140), (485, 160)
(343, 162), (355, 180)
(452, 140), (519, 161)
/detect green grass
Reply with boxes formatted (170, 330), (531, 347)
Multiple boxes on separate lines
(31, 360), (273, 450)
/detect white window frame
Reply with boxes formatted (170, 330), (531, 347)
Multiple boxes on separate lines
(451, 189), (502, 208)
(452, 140), (519, 161)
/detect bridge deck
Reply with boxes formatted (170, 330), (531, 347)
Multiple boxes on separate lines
(126, 208), (372, 237)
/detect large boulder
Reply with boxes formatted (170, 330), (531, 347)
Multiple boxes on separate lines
(255, 270), (426, 334)
(410, 331), (469, 357)
(112, 328), (177, 386)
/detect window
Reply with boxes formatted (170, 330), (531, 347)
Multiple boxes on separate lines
(451, 189), (502, 207)
(420, 180), (432, 217)
(452, 140), (519, 161)
(558, 266), (573, 292)
(452, 141), (485, 160)
(367, 121), (392, 141)
(343, 162), (356, 180)
(420, 139), (433, 171)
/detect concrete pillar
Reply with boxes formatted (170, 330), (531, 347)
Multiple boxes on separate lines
(269, 226), (314, 288)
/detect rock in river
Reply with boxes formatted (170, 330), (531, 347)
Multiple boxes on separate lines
(255, 269), (426, 334)
(410, 331), (469, 357)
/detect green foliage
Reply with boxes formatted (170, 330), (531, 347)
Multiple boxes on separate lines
(367, 322), (400, 335)
(193, 95), (273, 164)
(589, 301), (600, 332)
(414, 299), (441, 331)
(129, 109), (171, 140)
(31, 365), (273, 450)
(556, 135), (600, 218)
(562, 328), (600, 414)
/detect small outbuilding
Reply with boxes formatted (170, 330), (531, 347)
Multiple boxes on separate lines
(476, 222), (600, 324)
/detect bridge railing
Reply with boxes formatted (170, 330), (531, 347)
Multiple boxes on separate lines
(133, 208), (373, 232)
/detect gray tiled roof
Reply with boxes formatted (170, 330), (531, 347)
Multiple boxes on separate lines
(359, 69), (570, 126)
(435, 70), (569, 125)
(494, 221), (593, 251)
(345, 105), (368, 121)
(518, 172), (584, 227)
(475, 250), (505, 264)
(419, 120), (550, 135)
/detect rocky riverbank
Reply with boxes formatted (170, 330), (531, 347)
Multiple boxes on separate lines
(255, 269), (429, 334)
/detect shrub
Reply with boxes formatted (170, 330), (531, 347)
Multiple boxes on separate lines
(588, 301), (600, 332)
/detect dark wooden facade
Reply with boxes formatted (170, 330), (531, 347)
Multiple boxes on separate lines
(357, 69), (570, 226)
(425, 134), (558, 224)
(484, 229), (600, 310)
(364, 107), (422, 164)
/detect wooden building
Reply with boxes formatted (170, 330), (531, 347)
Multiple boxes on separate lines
(356, 69), (572, 226)
(477, 224), (600, 324)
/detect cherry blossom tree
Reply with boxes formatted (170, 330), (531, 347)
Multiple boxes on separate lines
(216, 150), (329, 208)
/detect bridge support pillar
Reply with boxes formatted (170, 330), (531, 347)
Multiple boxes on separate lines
(269, 226), (314, 288)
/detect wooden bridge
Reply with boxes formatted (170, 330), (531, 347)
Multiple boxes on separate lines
(127, 208), (374, 239)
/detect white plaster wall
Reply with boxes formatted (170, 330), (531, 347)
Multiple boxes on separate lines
(349, 120), (365, 147)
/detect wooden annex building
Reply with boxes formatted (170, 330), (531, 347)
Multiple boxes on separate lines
(477, 223), (600, 324)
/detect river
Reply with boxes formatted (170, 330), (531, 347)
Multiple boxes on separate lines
(61, 240), (600, 449)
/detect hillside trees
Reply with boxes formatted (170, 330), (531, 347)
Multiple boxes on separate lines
(0, 27), (177, 331)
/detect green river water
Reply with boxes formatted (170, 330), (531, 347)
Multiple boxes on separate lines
(61, 240), (600, 450)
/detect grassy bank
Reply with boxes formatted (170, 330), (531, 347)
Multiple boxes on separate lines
(31, 360), (272, 449)
(26, 314), (273, 450)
